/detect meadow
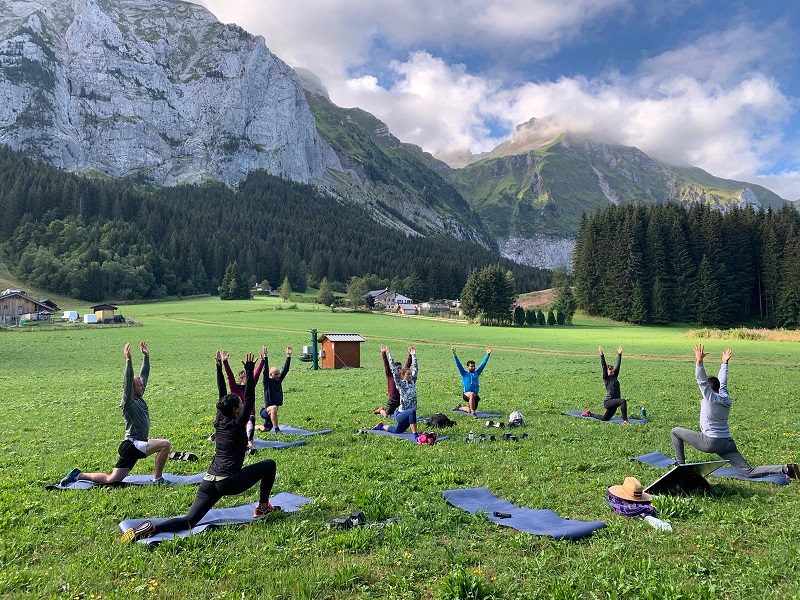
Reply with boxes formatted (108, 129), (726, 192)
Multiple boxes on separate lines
(1, 296), (799, 599)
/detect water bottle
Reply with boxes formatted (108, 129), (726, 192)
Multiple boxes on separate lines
(640, 407), (647, 419)
(644, 515), (672, 531)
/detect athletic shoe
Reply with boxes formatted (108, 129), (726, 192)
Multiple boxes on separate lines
(207, 433), (216, 442)
(786, 464), (799, 479)
(580, 409), (591, 417)
(59, 468), (81, 487)
(169, 451), (198, 462)
(151, 476), (167, 485)
(371, 422), (385, 431)
(454, 403), (463, 411)
(247, 446), (258, 456)
(120, 520), (156, 543)
(253, 502), (281, 519)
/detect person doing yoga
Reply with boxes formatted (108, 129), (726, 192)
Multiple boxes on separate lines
(453, 346), (492, 414)
(218, 349), (265, 452)
(257, 346), (292, 433)
(581, 346), (629, 424)
(670, 345), (798, 480)
(373, 347), (412, 418)
(372, 346), (419, 437)
(121, 352), (280, 542)
(59, 342), (172, 487)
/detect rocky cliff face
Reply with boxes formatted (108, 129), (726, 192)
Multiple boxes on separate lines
(0, 0), (341, 184)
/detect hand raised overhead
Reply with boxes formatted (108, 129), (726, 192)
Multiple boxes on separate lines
(722, 348), (733, 364)
(694, 344), (708, 363)
(617, 345), (623, 355)
(139, 341), (149, 355)
(124, 343), (132, 360)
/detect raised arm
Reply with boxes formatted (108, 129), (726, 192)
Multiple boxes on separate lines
(222, 351), (237, 389)
(216, 352), (227, 399)
(386, 350), (401, 386)
(475, 348), (492, 375)
(614, 346), (622, 376)
(382, 348), (392, 378)
(236, 353), (256, 427)
(719, 348), (732, 396)
(253, 355), (266, 382)
(694, 344), (730, 406)
(404, 353), (412, 369)
(452, 346), (466, 375)
(278, 347), (292, 382)
(599, 347), (608, 378)
(138, 341), (150, 392)
(409, 346), (418, 382)
(122, 343), (134, 407)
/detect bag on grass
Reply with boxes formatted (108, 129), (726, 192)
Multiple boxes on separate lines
(427, 413), (456, 428)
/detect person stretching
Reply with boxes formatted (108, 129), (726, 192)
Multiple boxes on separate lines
(259, 346), (292, 433)
(373, 348), (412, 418)
(582, 346), (629, 424)
(220, 349), (265, 452)
(121, 352), (280, 542)
(372, 346), (419, 437)
(670, 345), (798, 480)
(59, 342), (172, 487)
(453, 346), (492, 414)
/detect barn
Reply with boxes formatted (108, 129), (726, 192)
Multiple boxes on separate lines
(0, 290), (54, 326)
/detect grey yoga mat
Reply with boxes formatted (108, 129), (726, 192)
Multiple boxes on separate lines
(359, 429), (448, 444)
(265, 425), (332, 436)
(442, 487), (605, 540)
(49, 472), (207, 490)
(562, 410), (649, 425)
(452, 409), (501, 419)
(118, 492), (312, 544)
(251, 439), (307, 450)
(634, 451), (790, 485)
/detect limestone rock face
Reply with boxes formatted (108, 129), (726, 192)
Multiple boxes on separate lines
(0, 0), (341, 184)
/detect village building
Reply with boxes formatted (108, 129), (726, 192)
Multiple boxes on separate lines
(0, 289), (54, 326)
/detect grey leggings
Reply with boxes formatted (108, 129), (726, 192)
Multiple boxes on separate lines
(671, 428), (786, 478)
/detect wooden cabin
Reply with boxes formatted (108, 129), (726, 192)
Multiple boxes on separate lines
(319, 333), (365, 369)
(91, 303), (118, 323)
(0, 290), (53, 326)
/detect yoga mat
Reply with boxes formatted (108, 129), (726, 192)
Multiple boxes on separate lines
(634, 452), (790, 485)
(359, 429), (448, 444)
(118, 492), (312, 544)
(48, 472), (207, 491)
(562, 410), (649, 425)
(251, 439), (307, 450)
(452, 410), (501, 419)
(442, 487), (605, 541)
(266, 425), (332, 436)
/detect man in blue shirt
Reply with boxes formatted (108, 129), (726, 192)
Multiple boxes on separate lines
(453, 346), (492, 414)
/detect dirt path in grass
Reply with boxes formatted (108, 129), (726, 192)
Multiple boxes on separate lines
(154, 316), (795, 366)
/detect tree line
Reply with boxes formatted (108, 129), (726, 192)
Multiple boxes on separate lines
(0, 146), (550, 301)
(573, 202), (800, 327)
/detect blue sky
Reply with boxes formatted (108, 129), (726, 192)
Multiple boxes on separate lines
(198, 0), (799, 197)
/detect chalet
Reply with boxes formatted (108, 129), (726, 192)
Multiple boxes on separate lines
(0, 290), (54, 326)
(397, 303), (420, 316)
(366, 288), (414, 310)
(91, 303), (118, 323)
(319, 333), (366, 369)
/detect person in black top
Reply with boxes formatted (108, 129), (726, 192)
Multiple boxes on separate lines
(257, 346), (292, 433)
(581, 346), (629, 424)
(122, 352), (280, 543)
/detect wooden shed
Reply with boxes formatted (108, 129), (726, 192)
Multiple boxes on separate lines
(0, 290), (53, 326)
(91, 303), (118, 323)
(320, 333), (366, 369)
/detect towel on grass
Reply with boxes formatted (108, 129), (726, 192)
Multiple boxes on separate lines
(634, 451), (790, 485)
(562, 410), (649, 425)
(48, 472), (206, 491)
(442, 487), (605, 540)
(118, 492), (312, 544)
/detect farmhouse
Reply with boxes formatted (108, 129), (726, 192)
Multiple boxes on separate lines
(0, 289), (54, 326)
(319, 333), (365, 369)
(366, 288), (414, 310)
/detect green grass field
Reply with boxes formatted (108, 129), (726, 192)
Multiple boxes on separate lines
(1, 296), (799, 599)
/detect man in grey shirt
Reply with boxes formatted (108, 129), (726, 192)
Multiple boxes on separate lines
(59, 342), (173, 486)
(671, 345), (798, 480)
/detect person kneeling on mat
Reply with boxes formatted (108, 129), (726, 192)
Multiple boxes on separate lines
(670, 345), (798, 480)
(372, 346), (419, 438)
(453, 346), (491, 414)
(122, 352), (280, 542)
(373, 347), (412, 419)
(582, 346), (629, 424)
(59, 342), (172, 487)
(219, 349), (265, 452)
(258, 346), (291, 433)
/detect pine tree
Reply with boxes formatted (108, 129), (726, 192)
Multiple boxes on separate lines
(775, 228), (800, 327)
(630, 283), (648, 324)
(317, 276), (334, 306)
(695, 255), (723, 326)
(219, 261), (240, 300)
(537, 309), (545, 326)
(556, 310), (565, 325)
(514, 305), (525, 326)
(525, 308), (536, 326)
(547, 309), (556, 326)
(650, 276), (669, 324)
(279, 275), (292, 302)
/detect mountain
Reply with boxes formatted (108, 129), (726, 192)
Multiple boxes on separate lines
(448, 118), (787, 268)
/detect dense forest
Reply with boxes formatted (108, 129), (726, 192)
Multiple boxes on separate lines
(0, 147), (550, 301)
(573, 202), (800, 327)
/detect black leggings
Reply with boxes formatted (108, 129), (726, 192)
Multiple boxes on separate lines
(155, 459), (276, 533)
(590, 398), (628, 421)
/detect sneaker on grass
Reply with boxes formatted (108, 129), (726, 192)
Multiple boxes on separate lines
(120, 520), (156, 543)
(253, 502), (281, 519)
(59, 468), (81, 487)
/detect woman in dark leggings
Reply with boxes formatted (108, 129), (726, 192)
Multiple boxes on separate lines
(581, 346), (629, 424)
(122, 352), (280, 543)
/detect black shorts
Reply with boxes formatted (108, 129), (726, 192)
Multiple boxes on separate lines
(463, 393), (480, 408)
(115, 439), (147, 469)
(384, 398), (400, 416)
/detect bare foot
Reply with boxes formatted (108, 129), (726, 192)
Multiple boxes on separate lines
(255, 424), (266, 432)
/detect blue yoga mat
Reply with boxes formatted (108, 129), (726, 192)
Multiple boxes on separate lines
(252, 439), (307, 450)
(634, 451), (790, 485)
(266, 425), (332, 436)
(359, 429), (448, 444)
(49, 472), (207, 490)
(442, 487), (605, 540)
(562, 410), (649, 425)
(118, 492), (312, 544)
(452, 409), (501, 419)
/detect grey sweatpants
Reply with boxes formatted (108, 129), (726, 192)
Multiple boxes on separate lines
(671, 427), (786, 478)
